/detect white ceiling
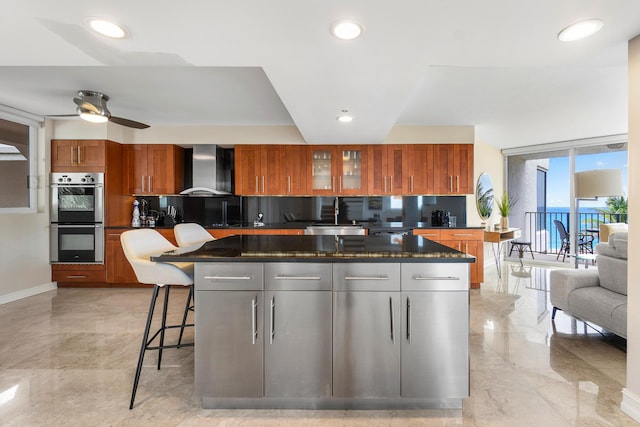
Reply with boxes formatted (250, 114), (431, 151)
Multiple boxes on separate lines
(1, 1), (639, 149)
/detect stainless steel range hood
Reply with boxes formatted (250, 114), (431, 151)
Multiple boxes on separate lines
(180, 145), (233, 195)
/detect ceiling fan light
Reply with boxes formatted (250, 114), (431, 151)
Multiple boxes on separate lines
(79, 111), (108, 124)
(331, 21), (364, 40)
(87, 18), (127, 39)
(558, 19), (603, 41)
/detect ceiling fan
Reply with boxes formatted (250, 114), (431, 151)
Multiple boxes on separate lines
(68, 90), (150, 129)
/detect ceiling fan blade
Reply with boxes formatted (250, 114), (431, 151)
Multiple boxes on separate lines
(73, 97), (100, 113)
(109, 116), (150, 129)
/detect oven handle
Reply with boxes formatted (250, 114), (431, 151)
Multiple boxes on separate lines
(50, 184), (103, 188)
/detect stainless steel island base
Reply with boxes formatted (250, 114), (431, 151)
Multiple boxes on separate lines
(201, 397), (464, 410)
(194, 260), (469, 410)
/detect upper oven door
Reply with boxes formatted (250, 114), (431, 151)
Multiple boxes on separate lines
(51, 184), (104, 223)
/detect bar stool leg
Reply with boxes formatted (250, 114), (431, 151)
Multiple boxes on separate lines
(178, 286), (193, 348)
(157, 285), (171, 370)
(130, 284), (160, 410)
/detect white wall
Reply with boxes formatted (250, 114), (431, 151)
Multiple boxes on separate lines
(622, 35), (640, 422)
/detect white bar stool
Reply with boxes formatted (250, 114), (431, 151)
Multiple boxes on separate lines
(120, 228), (194, 409)
(174, 223), (215, 247)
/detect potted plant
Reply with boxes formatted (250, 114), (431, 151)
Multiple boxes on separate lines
(496, 191), (516, 229)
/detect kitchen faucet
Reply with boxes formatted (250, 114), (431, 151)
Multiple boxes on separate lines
(334, 196), (339, 225)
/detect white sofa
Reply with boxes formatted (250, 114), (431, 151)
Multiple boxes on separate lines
(550, 232), (628, 338)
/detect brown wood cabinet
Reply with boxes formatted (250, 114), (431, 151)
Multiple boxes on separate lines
(284, 145), (308, 195)
(433, 144), (474, 195)
(235, 145), (287, 195)
(51, 140), (107, 172)
(406, 144), (435, 194)
(308, 145), (367, 195)
(413, 228), (484, 288)
(52, 264), (106, 287)
(123, 144), (184, 195)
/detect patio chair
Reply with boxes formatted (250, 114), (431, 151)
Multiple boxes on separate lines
(553, 220), (594, 262)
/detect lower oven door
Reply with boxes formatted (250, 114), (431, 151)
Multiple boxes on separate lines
(50, 224), (104, 263)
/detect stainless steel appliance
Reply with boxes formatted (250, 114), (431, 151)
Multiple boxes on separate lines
(50, 172), (105, 263)
(50, 172), (104, 223)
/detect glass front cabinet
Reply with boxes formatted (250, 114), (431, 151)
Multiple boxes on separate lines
(308, 146), (367, 195)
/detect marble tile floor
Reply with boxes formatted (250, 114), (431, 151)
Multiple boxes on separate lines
(0, 261), (636, 426)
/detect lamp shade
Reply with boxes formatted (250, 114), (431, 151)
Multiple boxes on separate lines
(575, 169), (623, 199)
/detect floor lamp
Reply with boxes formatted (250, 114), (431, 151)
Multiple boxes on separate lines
(573, 169), (623, 268)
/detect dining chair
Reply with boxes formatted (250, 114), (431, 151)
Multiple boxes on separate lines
(174, 223), (215, 247)
(553, 219), (594, 262)
(120, 228), (195, 409)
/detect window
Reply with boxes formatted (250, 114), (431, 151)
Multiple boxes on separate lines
(0, 108), (40, 213)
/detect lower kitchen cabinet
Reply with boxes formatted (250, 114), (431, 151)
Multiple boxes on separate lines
(332, 263), (401, 398)
(52, 264), (106, 287)
(106, 230), (138, 284)
(264, 263), (332, 398)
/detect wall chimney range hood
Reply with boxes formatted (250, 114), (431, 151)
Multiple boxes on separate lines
(180, 145), (233, 196)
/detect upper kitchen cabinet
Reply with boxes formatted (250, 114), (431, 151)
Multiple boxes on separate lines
(367, 145), (407, 195)
(123, 144), (185, 195)
(308, 146), (367, 196)
(51, 140), (107, 172)
(235, 145), (290, 195)
(283, 145), (307, 195)
(406, 144), (435, 194)
(433, 144), (474, 195)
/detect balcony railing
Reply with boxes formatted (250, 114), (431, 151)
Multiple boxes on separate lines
(522, 211), (627, 256)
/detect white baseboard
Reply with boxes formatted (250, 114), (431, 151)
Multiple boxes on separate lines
(0, 282), (57, 305)
(622, 388), (640, 423)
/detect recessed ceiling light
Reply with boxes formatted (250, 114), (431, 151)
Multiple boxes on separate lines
(331, 20), (364, 40)
(87, 18), (127, 39)
(337, 115), (353, 123)
(558, 19), (603, 42)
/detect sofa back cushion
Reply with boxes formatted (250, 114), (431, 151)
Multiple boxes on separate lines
(599, 223), (628, 244)
(596, 232), (628, 295)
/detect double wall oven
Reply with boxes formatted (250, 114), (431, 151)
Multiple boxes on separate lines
(50, 172), (104, 263)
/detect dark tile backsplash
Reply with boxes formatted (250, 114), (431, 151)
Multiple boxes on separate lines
(135, 195), (466, 227)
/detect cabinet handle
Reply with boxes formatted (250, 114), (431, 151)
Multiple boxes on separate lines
(108, 233), (122, 237)
(407, 297), (411, 343)
(332, 176), (335, 191)
(412, 276), (461, 281)
(384, 176), (387, 193)
(251, 297), (258, 344)
(203, 275), (252, 280)
(274, 275), (321, 280)
(66, 275), (87, 279)
(339, 176), (342, 193)
(262, 176), (265, 193)
(255, 176), (259, 193)
(77, 146), (81, 164)
(344, 275), (390, 280)
(458, 242), (461, 251)
(389, 297), (395, 344)
(410, 176), (414, 193)
(270, 297), (275, 344)
(452, 233), (473, 237)
(465, 242), (468, 253)
(456, 175), (460, 192)
(141, 176), (145, 193)
(389, 176), (393, 193)
(287, 176), (291, 193)
(449, 176), (453, 192)
(70, 146), (75, 164)
(148, 176), (152, 192)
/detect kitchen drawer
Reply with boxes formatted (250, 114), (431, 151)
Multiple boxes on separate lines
(401, 263), (469, 291)
(412, 229), (441, 240)
(265, 263), (332, 291)
(333, 263), (400, 292)
(196, 262), (263, 291)
(439, 229), (483, 241)
(52, 264), (106, 284)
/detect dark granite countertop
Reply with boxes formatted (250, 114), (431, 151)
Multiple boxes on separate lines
(107, 222), (485, 231)
(151, 234), (476, 263)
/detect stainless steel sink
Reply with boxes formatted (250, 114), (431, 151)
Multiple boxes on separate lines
(304, 224), (365, 236)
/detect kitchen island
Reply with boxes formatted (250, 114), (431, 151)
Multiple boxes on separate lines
(153, 234), (474, 410)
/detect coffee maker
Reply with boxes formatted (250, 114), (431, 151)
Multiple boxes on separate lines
(431, 210), (451, 227)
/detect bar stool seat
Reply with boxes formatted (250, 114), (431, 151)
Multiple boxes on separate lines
(121, 228), (195, 409)
(509, 240), (534, 261)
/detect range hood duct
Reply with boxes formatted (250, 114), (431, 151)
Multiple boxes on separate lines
(180, 145), (233, 196)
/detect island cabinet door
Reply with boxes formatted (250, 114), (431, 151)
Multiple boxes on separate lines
(195, 290), (263, 398)
(264, 290), (332, 398)
(332, 291), (401, 398)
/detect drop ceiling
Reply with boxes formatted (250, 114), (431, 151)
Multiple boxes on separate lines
(1, 1), (639, 149)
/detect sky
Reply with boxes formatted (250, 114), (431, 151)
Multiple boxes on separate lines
(546, 151), (628, 208)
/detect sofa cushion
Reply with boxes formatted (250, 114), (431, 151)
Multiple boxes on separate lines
(598, 223), (628, 244)
(596, 231), (628, 259)
(568, 286), (627, 337)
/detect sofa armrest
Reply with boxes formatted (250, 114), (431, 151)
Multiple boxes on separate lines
(550, 269), (600, 311)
